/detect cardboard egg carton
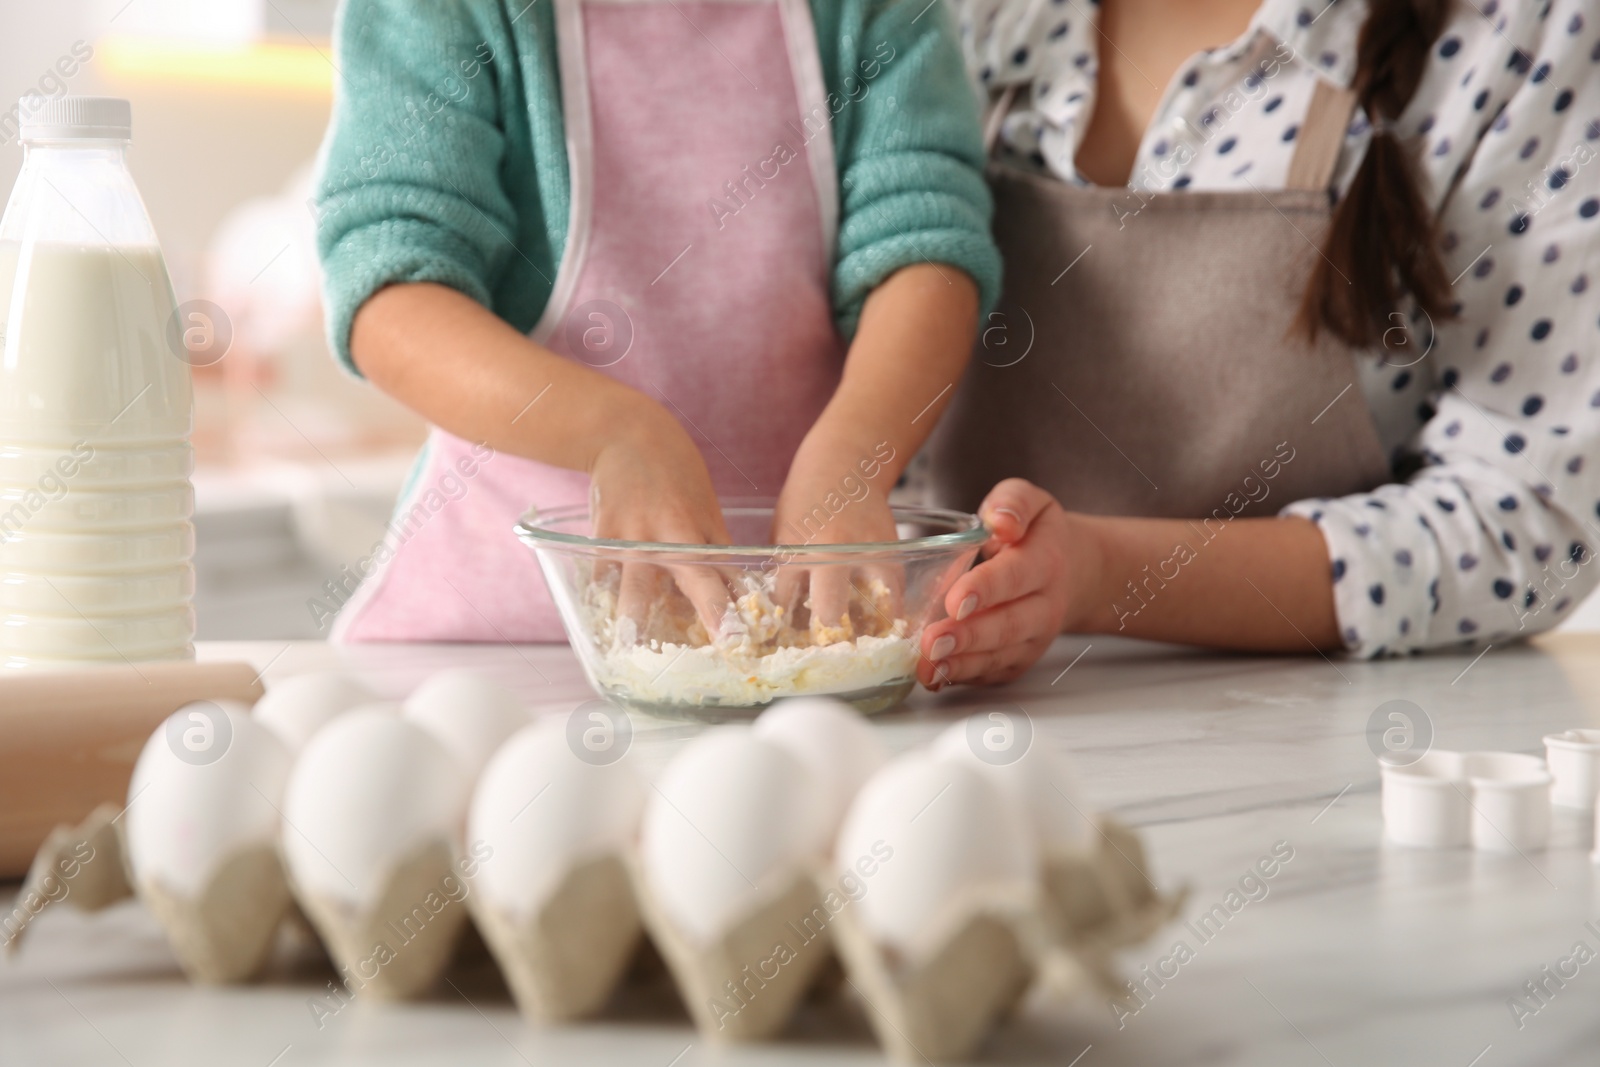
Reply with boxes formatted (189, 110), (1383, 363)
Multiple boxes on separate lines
(293, 839), (470, 999)
(12, 687), (1182, 1065)
(140, 845), (292, 984)
(13, 795), (1178, 1066)
(628, 862), (835, 1041)
(822, 819), (1182, 1063)
(827, 898), (1035, 1063)
(18, 809), (1173, 1059)
(6, 804), (133, 958)
(459, 813), (1179, 1061)
(13, 808), (480, 993)
(468, 852), (642, 1021)
(1037, 817), (1187, 985)
(7, 803), (293, 984)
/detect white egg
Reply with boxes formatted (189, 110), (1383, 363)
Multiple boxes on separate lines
(836, 751), (1036, 958)
(753, 697), (888, 843)
(346, 700), (403, 716)
(640, 726), (826, 944)
(403, 669), (529, 778)
(281, 709), (470, 908)
(125, 702), (292, 897)
(469, 719), (647, 919)
(252, 672), (377, 753)
(933, 717), (1098, 856)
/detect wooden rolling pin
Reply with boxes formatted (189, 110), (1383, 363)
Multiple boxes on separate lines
(0, 661), (264, 877)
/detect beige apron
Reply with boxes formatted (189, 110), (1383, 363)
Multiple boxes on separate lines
(928, 81), (1391, 519)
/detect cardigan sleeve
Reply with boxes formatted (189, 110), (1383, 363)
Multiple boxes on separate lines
(313, 0), (520, 374)
(825, 0), (1002, 336)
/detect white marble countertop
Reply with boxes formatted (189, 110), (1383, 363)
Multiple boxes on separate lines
(6, 635), (1600, 1067)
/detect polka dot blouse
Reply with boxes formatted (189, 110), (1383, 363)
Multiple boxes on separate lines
(953, 0), (1600, 657)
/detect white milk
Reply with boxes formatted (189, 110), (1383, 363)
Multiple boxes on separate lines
(0, 98), (197, 667)
(0, 242), (192, 439)
(0, 241), (195, 667)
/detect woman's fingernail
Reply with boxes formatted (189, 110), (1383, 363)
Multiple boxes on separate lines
(930, 634), (956, 660)
(956, 595), (978, 620)
(989, 507), (1022, 527)
(933, 661), (950, 685)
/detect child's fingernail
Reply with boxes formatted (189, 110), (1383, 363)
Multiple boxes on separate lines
(930, 634), (956, 660)
(956, 595), (978, 620)
(933, 662), (950, 685)
(989, 507), (1022, 528)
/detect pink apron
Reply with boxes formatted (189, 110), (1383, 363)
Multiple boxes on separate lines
(335, 0), (845, 643)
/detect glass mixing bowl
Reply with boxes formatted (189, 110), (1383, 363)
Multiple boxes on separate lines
(516, 503), (986, 718)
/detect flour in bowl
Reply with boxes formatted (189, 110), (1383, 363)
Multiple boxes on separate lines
(581, 568), (917, 707)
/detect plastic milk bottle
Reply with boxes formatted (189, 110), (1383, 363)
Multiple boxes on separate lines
(0, 97), (196, 667)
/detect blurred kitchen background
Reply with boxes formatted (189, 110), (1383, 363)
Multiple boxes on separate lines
(5, 1), (1598, 641)
(4, 0), (426, 641)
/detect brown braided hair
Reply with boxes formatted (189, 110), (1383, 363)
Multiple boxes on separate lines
(1297, 0), (1455, 347)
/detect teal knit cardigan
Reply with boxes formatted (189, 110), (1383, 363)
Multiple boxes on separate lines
(313, 0), (1001, 370)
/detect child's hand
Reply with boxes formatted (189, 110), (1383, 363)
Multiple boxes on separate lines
(590, 400), (733, 635)
(773, 441), (902, 641)
(916, 479), (1089, 689)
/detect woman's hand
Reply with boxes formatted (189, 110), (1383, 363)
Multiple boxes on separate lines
(917, 479), (1092, 688)
(916, 479), (1347, 687)
(589, 398), (733, 635)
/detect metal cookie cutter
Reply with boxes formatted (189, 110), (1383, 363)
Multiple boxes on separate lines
(1380, 750), (1552, 852)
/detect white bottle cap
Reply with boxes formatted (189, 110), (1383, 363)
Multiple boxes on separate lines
(18, 96), (133, 141)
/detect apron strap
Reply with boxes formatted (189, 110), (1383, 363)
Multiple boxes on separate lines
(1284, 78), (1360, 192)
(982, 84), (1019, 156)
(985, 74), (1357, 188)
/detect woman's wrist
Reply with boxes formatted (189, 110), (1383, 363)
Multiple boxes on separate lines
(1057, 510), (1117, 634)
